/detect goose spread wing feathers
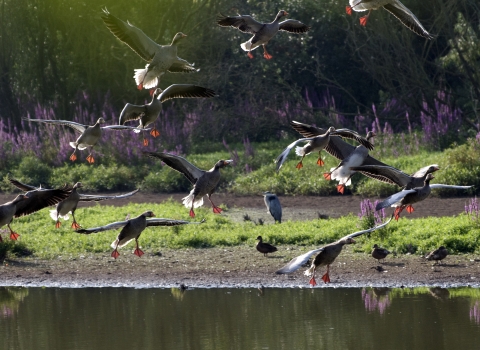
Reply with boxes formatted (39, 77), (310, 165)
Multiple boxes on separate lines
(278, 19), (311, 33)
(144, 152), (205, 184)
(79, 189), (139, 202)
(216, 14), (264, 34)
(276, 217), (392, 274)
(383, 3), (434, 40)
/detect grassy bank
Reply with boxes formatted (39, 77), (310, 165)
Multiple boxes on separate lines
(1, 201), (479, 260)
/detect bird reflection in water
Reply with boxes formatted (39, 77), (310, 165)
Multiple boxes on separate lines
(361, 287), (391, 315)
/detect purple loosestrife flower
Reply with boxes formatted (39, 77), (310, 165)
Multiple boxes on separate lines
(361, 288), (391, 315)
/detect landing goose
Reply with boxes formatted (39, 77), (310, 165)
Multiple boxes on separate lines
(349, 164), (440, 189)
(76, 211), (203, 258)
(263, 191), (282, 223)
(346, 0), (434, 39)
(375, 174), (473, 220)
(101, 9), (198, 90)
(276, 217), (392, 284)
(256, 236), (278, 257)
(119, 85), (216, 146)
(217, 10), (310, 59)
(275, 126), (374, 172)
(144, 152), (233, 217)
(0, 180), (71, 241)
(323, 131), (376, 194)
(23, 117), (144, 163)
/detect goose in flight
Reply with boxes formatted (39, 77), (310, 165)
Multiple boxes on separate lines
(0, 179), (71, 241)
(144, 152), (233, 217)
(24, 117), (144, 163)
(119, 85), (216, 146)
(349, 164), (440, 190)
(8, 179), (139, 229)
(217, 10), (310, 59)
(101, 9), (198, 90)
(275, 126), (374, 172)
(375, 174), (473, 220)
(76, 211), (203, 258)
(276, 217), (392, 284)
(346, 0), (434, 39)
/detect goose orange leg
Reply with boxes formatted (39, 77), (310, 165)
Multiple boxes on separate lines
(321, 265), (331, 283)
(134, 238), (144, 257)
(150, 128), (160, 138)
(262, 45), (273, 60)
(336, 184), (345, 194)
(247, 51), (254, 59)
(360, 10), (371, 26)
(86, 153), (95, 164)
(316, 152), (325, 166)
(69, 151), (77, 162)
(71, 214), (81, 229)
(137, 83), (143, 90)
(208, 195), (222, 214)
(323, 172), (332, 180)
(143, 137), (149, 147)
(406, 205), (415, 213)
(55, 220), (61, 229)
(309, 267), (317, 286)
(346, 6), (353, 15)
(393, 206), (404, 221)
(8, 224), (19, 240)
(111, 242), (120, 259)
(296, 156), (305, 169)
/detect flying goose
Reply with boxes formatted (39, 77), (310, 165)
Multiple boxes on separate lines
(8, 179), (138, 229)
(323, 131), (376, 194)
(346, 0), (434, 39)
(275, 126), (374, 172)
(263, 191), (282, 223)
(0, 181), (71, 241)
(119, 85), (216, 146)
(101, 9), (198, 90)
(217, 10), (310, 59)
(425, 246), (448, 265)
(76, 211), (203, 258)
(256, 236), (278, 257)
(23, 117), (144, 163)
(375, 174), (473, 220)
(371, 244), (390, 263)
(349, 164), (440, 189)
(276, 217), (392, 284)
(144, 152), (233, 217)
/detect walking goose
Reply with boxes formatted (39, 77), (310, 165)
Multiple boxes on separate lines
(0, 181), (71, 241)
(349, 164), (440, 189)
(275, 126), (374, 172)
(144, 152), (233, 217)
(276, 217), (392, 284)
(119, 85), (216, 146)
(346, 0), (434, 39)
(425, 246), (448, 265)
(256, 236), (278, 256)
(371, 244), (390, 263)
(263, 191), (282, 223)
(76, 211), (203, 258)
(23, 117), (144, 163)
(217, 10), (310, 59)
(375, 174), (472, 220)
(101, 9), (198, 90)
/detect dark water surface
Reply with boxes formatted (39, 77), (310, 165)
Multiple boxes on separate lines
(1, 287), (479, 349)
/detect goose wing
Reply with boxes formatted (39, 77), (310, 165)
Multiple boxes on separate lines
(375, 190), (417, 210)
(79, 189), (139, 202)
(429, 184), (473, 190)
(76, 220), (129, 234)
(349, 165), (411, 187)
(341, 216), (393, 240)
(275, 137), (316, 172)
(276, 247), (325, 274)
(14, 187), (72, 217)
(332, 128), (374, 150)
(158, 85), (216, 103)
(101, 8), (158, 61)
(146, 218), (205, 227)
(278, 19), (310, 33)
(411, 164), (440, 178)
(144, 152), (205, 184)
(217, 14), (264, 34)
(383, 2), (434, 40)
(119, 103), (146, 125)
(23, 118), (86, 133)
(8, 178), (38, 192)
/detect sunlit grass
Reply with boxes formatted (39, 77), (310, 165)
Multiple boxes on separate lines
(1, 200), (479, 259)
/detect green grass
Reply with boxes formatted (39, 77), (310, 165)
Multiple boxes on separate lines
(1, 200), (479, 259)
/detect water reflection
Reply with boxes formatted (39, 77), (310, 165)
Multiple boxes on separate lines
(1, 286), (480, 350)
(361, 287), (391, 314)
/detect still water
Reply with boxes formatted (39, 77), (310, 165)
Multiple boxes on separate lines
(1, 287), (479, 350)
